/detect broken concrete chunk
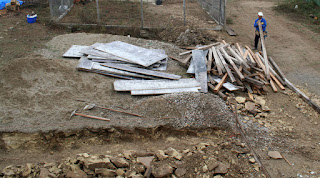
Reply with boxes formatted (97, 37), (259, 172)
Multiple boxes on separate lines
(268, 151), (283, 159)
(2, 166), (16, 176)
(155, 150), (168, 160)
(136, 156), (154, 168)
(110, 157), (130, 168)
(174, 167), (187, 177)
(152, 164), (174, 177)
(236, 96), (246, 104)
(202, 165), (208, 172)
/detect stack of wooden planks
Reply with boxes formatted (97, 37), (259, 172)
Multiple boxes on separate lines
(170, 40), (286, 99)
(64, 41), (202, 95)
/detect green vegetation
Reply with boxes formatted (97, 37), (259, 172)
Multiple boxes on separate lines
(274, 0), (319, 33)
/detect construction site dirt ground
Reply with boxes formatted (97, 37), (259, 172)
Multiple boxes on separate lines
(0, 0), (319, 177)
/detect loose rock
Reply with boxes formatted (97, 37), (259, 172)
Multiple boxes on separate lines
(174, 168), (187, 177)
(236, 96), (246, 104)
(95, 168), (117, 177)
(65, 169), (87, 178)
(110, 157), (130, 168)
(214, 162), (229, 174)
(152, 164), (174, 178)
(166, 147), (182, 160)
(155, 150), (168, 160)
(136, 156), (154, 168)
(268, 151), (283, 159)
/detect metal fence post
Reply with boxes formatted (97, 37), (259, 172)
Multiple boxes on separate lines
(183, 0), (186, 26)
(140, 0), (144, 29)
(49, 0), (54, 19)
(96, 0), (101, 24)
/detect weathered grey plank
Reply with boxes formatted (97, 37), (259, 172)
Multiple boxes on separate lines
(77, 56), (94, 70)
(101, 63), (181, 80)
(186, 58), (195, 74)
(95, 41), (167, 67)
(63, 45), (88, 58)
(131, 87), (199, 95)
(92, 69), (140, 80)
(92, 63), (158, 79)
(114, 78), (200, 91)
(192, 50), (208, 93)
(210, 75), (242, 91)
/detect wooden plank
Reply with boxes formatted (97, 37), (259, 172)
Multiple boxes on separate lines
(270, 78), (278, 92)
(220, 47), (245, 80)
(101, 63), (181, 80)
(63, 45), (88, 58)
(270, 73), (285, 90)
(77, 56), (94, 70)
(212, 46), (224, 75)
(186, 58), (195, 74)
(192, 50), (208, 93)
(208, 83), (227, 100)
(179, 43), (220, 56)
(95, 41), (167, 67)
(236, 43), (244, 57)
(244, 82), (253, 93)
(91, 69), (140, 80)
(284, 78), (320, 114)
(182, 54), (192, 65)
(82, 44), (129, 62)
(228, 46), (250, 69)
(114, 78), (200, 91)
(214, 73), (228, 92)
(244, 77), (265, 86)
(268, 57), (286, 80)
(258, 22), (270, 79)
(209, 75), (242, 91)
(131, 87), (199, 95)
(224, 25), (236, 36)
(207, 48), (213, 73)
(92, 63), (158, 79)
(216, 49), (235, 82)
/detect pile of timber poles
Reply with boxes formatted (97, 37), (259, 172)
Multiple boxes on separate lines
(170, 23), (320, 113)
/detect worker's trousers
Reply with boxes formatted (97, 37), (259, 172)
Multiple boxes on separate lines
(254, 31), (267, 49)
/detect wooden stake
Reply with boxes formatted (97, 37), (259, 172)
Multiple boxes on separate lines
(270, 78), (278, 92)
(214, 73), (228, 93)
(258, 22), (270, 79)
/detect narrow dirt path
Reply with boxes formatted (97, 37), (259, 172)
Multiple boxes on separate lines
(225, 0), (320, 97)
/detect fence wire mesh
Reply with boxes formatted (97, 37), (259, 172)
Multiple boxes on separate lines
(49, 0), (73, 19)
(52, 0), (225, 28)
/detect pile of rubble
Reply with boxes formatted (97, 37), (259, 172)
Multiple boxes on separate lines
(1, 146), (233, 177)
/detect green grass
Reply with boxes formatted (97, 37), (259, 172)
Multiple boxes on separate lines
(274, 0), (319, 33)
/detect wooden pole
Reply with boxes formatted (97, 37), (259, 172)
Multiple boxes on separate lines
(140, 0), (144, 29)
(96, 0), (101, 24)
(258, 21), (270, 80)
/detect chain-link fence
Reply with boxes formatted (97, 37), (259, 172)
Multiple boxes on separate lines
(50, 0), (225, 28)
(197, 0), (225, 25)
(49, 0), (73, 20)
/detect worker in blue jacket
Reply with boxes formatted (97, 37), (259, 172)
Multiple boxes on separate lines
(253, 12), (267, 50)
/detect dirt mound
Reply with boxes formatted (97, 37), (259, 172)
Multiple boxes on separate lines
(158, 27), (217, 46)
(134, 93), (235, 129)
(0, 56), (234, 133)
